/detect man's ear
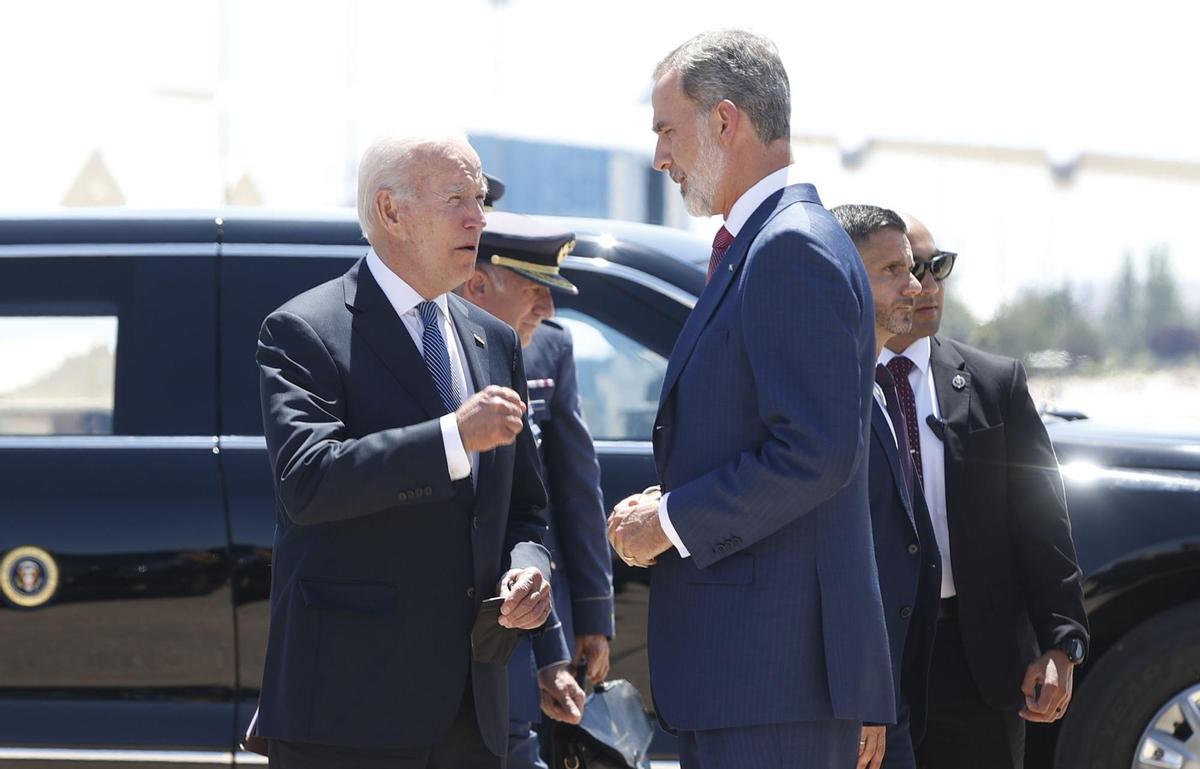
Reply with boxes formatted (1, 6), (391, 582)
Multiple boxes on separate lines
(715, 99), (741, 147)
(463, 269), (488, 299)
(375, 190), (407, 239)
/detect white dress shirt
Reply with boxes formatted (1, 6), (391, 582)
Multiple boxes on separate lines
(879, 337), (956, 597)
(366, 249), (477, 483)
(657, 164), (807, 559)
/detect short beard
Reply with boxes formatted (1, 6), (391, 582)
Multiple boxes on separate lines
(877, 304), (914, 337)
(682, 115), (726, 217)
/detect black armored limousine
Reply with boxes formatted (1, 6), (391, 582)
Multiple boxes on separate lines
(0, 210), (1197, 769)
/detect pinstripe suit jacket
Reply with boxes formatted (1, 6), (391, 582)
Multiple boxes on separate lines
(649, 183), (895, 730)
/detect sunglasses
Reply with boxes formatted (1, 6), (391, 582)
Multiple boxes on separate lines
(911, 251), (957, 282)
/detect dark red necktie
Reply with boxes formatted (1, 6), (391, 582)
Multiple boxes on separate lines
(707, 226), (735, 283)
(875, 364), (915, 496)
(885, 355), (924, 480)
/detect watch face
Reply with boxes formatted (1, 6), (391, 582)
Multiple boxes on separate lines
(1063, 639), (1084, 663)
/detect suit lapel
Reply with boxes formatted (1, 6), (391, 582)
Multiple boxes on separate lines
(343, 260), (445, 420)
(930, 335), (971, 528)
(657, 183), (821, 412)
(872, 403), (916, 528)
(448, 294), (490, 393)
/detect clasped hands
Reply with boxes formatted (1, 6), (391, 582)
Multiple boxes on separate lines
(607, 486), (672, 568)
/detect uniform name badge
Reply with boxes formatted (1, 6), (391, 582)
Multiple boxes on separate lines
(526, 378), (555, 424)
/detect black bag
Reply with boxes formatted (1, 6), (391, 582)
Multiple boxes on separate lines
(549, 679), (654, 769)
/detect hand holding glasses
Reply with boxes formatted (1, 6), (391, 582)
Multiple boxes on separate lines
(911, 250), (957, 282)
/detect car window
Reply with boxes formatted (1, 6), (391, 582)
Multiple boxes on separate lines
(0, 254), (218, 436)
(218, 254), (360, 435)
(0, 313), (117, 435)
(555, 308), (666, 441)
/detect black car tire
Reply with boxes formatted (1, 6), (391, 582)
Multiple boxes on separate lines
(1054, 600), (1200, 769)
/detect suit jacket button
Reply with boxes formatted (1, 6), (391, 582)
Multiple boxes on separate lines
(466, 587), (475, 599)
(398, 491), (409, 502)
(424, 486), (433, 495)
(900, 606), (912, 619)
(473, 516), (480, 530)
(907, 544), (919, 555)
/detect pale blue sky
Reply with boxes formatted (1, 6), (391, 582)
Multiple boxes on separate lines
(3, 0), (1199, 318)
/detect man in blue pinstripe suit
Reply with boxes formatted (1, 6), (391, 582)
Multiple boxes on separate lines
(608, 30), (895, 769)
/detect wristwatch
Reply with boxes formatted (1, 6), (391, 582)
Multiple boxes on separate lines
(1058, 637), (1086, 665)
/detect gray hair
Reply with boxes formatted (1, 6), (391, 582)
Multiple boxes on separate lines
(654, 29), (791, 144)
(831, 204), (908, 247)
(355, 134), (480, 243)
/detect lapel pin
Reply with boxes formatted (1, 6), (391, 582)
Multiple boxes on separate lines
(727, 263), (734, 272)
(473, 333), (486, 348)
(952, 374), (966, 391)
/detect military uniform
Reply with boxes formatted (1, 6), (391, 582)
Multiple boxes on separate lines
(468, 198), (614, 769)
(507, 320), (615, 768)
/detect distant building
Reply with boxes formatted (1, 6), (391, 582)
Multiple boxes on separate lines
(469, 134), (689, 227)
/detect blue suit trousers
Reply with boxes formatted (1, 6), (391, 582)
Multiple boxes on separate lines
(678, 719), (861, 769)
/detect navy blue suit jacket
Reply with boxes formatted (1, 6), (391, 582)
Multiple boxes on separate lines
(649, 183), (895, 730)
(255, 260), (549, 755)
(507, 321), (614, 723)
(868, 401), (941, 743)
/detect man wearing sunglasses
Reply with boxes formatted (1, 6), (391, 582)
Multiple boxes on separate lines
(880, 214), (1089, 769)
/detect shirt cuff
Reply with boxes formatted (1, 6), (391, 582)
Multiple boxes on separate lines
(658, 492), (690, 558)
(439, 413), (471, 481)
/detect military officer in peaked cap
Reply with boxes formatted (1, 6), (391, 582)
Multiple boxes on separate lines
(483, 173), (506, 210)
(457, 197), (615, 769)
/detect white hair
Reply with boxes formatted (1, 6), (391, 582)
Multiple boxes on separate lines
(355, 133), (478, 244)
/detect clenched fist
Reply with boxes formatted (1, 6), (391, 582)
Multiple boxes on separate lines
(457, 385), (526, 453)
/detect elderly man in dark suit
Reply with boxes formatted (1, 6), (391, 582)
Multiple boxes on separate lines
(254, 136), (552, 769)
(457, 209), (614, 769)
(881, 213), (1089, 769)
(834, 204), (942, 769)
(608, 30), (894, 769)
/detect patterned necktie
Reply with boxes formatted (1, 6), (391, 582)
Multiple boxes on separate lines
(417, 300), (463, 414)
(706, 226), (735, 283)
(875, 364), (916, 496)
(885, 355), (924, 480)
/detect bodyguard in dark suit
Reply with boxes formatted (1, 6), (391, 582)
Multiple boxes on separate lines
(609, 31), (894, 769)
(880, 214), (1089, 769)
(457, 212), (614, 769)
(254, 137), (553, 769)
(833, 205), (942, 769)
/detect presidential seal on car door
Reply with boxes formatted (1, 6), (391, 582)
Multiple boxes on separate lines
(1, 546), (59, 608)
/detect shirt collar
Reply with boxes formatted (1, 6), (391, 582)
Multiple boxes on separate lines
(366, 248), (449, 319)
(878, 335), (932, 374)
(724, 164), (808, 237)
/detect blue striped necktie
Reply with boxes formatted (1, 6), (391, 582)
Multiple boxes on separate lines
(417, 301), (463, 414)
